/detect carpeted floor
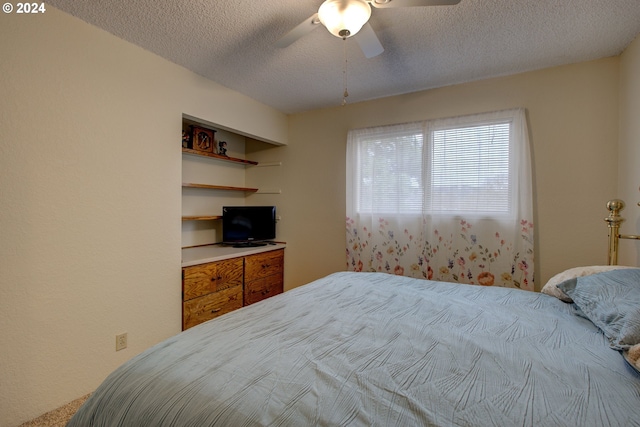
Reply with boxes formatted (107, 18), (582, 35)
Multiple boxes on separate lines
(18, 394), (90, 427)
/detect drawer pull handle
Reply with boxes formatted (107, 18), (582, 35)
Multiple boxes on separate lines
(211, 276), (223, 282)
(211, 308), (221, 313)
(262, 264), (270, 268)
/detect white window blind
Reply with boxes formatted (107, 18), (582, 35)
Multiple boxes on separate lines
(428, 121), (512, 215)
(357, 127), (424, 214)
(350, 113), (516, 217)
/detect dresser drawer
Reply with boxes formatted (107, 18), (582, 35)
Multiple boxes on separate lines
(183, 257), (243, 301)
(245, 249), (284, 282)
(245, 274), (283, 306)
(182, 285), (243, 330)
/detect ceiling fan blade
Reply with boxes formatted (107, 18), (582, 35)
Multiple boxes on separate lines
(354, 23), (384, 58)
(275, 13), (321, 48)
(369, 0), (461, 8)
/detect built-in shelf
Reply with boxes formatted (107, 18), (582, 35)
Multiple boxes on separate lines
(182, 119), (278, 250)
(182, 215), (222, 221)
(182, 183), (259, 192)
(182, 148), (258, 166)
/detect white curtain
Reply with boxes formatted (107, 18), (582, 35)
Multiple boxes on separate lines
(346, 108), (535, 291)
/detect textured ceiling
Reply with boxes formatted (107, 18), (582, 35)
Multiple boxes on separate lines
(47, 0), (640, 114)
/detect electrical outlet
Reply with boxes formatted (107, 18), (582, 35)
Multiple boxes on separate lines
(116, 333), (127, 351)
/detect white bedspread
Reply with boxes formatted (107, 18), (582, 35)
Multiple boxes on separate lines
(68, 272), (640, 426)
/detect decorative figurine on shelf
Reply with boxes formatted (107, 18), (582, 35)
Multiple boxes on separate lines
(218, 140), (228, 156)
(182, 130), (190, 148)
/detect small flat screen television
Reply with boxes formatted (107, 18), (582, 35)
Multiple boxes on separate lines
(222, 206), (276, 247)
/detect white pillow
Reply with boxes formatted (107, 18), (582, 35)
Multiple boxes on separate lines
(541, 265), (635, 302)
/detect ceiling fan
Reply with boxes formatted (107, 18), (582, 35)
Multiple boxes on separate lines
(276, 0), (461, 58)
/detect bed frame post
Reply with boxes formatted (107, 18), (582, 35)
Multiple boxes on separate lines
(605, 199), (625, 265)
(605, 199), (640, 265)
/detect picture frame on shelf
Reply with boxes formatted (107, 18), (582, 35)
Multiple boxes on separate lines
(190, 126), (216, 153)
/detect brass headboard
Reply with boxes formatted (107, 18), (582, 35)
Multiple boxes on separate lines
(604, 199), (640, 265)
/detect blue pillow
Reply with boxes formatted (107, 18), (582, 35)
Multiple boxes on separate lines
(558, 268), (640, 350)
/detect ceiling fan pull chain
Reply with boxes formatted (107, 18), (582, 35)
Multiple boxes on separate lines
(342, 40), (349, 106)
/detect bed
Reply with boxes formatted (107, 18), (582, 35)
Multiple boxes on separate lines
(68, 201), (640, 426)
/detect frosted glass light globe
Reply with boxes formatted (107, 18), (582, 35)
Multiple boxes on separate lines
(318, 0), (372, 39)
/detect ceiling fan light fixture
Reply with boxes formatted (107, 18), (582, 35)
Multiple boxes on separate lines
(318, 0), (372, 39)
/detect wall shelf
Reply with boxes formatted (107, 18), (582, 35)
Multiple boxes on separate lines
(182, 183), (259, 192)
(182, 215), (222, 221)
(182, 148), (258, 166)
(182, 117), (280, 250)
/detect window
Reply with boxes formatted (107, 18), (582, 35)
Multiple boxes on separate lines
(428, 120), (512, 215)
(346, 108), (534, 290)
(356, 125), (424, 214)
(350, 111), (516, 217)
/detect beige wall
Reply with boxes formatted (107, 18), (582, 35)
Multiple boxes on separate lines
(280, 58), (621, 291)
(618, 35), (640, 266)
(0, 8), (287, 426)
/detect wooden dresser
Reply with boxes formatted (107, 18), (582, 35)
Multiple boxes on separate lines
(182, 247), (284, 330)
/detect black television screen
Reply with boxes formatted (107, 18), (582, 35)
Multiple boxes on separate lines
(222, 206), (276, 245)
